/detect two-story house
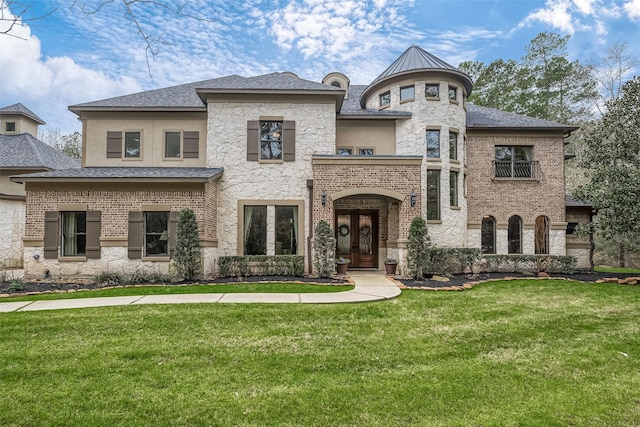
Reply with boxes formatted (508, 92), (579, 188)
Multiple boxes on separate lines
(0, 103), (79, 269)
(13, 45), (591, 278)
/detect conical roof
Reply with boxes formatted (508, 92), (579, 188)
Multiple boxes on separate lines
(360, 45), (473, 108)
(371, 45), (461, 84)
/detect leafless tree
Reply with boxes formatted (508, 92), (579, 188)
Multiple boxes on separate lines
(0, 0), (56, 39)
(589, 41), (639, 113)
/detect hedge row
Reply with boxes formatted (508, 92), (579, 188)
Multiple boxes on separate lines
(218, 255), (305, 278)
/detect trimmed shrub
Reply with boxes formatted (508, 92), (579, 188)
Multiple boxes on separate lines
(483, 254), (577, 274)
(424, 247), (482, 275)
(173, 208), (202, 281)
(407, 217), (431, 279)
(313, 220), (336, 278)
(218, 255), (304, 277)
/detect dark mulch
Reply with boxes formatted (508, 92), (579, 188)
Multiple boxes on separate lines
(0, 275), (348, 295)
(398, 271), (640, 288)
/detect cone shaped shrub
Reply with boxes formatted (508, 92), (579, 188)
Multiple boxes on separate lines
(407, 216), (430, 279)
(173, 208), (201, 280)
(313, 220), (336, 278)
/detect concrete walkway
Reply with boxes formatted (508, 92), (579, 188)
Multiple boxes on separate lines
(0, 272), (401, 313)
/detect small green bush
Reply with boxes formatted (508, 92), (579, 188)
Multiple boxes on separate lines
(424, 247), (482, 275)
(483, 254), (577, 274)
(218, 255), (304, 278)
(92, 272), (125, 286)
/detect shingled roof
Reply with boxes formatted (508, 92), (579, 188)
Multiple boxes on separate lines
(466, 104), (578, 131)
(69, 73), (344, 114)
(339, 85), (412, 119)
(0, 133), (79, 170)
(0, 103), (46, 125)
(11, 167), (223, 183)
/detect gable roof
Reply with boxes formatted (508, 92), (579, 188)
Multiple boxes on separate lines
(338, 85), (412, 119)
(0, 103), (46, 125)
(466, 104), (578, 131)
(0, 133), (80, 170)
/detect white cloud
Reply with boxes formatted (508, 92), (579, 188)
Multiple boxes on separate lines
(522, 0), (577, 34)
(624, 0), (640, 18)
(0, 13), (141, 133)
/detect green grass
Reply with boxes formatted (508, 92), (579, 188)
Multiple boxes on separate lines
(595, 265), (640, 274)
(1, 282), (354, 302)
(1, 279), (639, 426)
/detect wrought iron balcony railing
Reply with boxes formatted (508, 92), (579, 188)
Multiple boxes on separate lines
(493, 160), (542, 180)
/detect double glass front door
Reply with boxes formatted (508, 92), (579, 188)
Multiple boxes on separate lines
(335, 211), (377, 268)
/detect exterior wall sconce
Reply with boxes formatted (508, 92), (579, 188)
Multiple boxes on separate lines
(321, 190), (327, 206)
(410, 189), (417, 207)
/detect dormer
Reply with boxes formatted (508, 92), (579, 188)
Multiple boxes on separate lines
(0, 103), (46, 138)
(322, 72), (350, 99)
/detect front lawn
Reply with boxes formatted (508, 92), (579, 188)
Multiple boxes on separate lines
(595, 265), (640, 274)
(1, 280), (639, 426)
(1, 282), (354, 302)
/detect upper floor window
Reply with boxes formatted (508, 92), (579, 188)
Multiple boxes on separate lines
(124, 131), (141, 158)
(400, 85), (415, 101)
(5, 121), (16, 132)
(260, 121), (283, 160)
(61, 211), (86, 256)
(494, 145), (537, 179)
(449, 131), (458, 160)
(337, 148), (352, 155)
(358, 148), (374, 155)
(165, 131), (181, 158)
(449, 86), (458, 101)
(379, 91), (390, 107)
(425, 84), (439, 98)
(247, 120), (294, 162)
(450, 171), (459, 207)
(426, 130), (440, 158)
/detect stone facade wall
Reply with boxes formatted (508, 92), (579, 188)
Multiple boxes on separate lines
(0, 199), (25, 268)
(207, 100), (337, 263)
(22, 181), (217, 278)
(364, 77), (468, 247)
(466, 133), (567, 255)
(566, 208), (593, 270)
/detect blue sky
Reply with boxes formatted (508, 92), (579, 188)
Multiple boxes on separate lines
(1, 0), (639, 134)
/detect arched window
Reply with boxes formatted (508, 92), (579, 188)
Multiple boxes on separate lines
(535, 215), (550, 254)
(481, 215), (496, 254)
(508, 216), (522, 254)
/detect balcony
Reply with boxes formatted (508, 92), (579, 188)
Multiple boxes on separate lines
(493, 160), (542, 181)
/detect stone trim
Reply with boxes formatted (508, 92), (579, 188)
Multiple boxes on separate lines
(0, 194), (26, 201)
(331, 187), (405, 201)
(566, 241), (592, 249)
(58, 203), (87, 211)
(101, 237), (127, 247)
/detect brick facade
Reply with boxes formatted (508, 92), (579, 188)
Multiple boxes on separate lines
(25, 181), (217, 241)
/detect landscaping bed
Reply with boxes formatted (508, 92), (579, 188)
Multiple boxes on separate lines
(397, 271), (640, 289)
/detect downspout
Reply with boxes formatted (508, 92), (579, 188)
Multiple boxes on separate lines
(307, 179), (314, 274)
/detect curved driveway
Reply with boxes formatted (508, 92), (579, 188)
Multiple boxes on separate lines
(0, 272), (401, 313)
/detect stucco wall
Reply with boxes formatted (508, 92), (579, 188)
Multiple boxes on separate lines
(336, 120), (396, 154)
(207, 99), (337, 260)
(81, 111), (207, 168)
(0, 199), (25, 268)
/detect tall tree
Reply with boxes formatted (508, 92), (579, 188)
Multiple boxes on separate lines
(574, 76), (640, 267)
(589, 41), (639, 112)
(41, 127), (82, 159)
